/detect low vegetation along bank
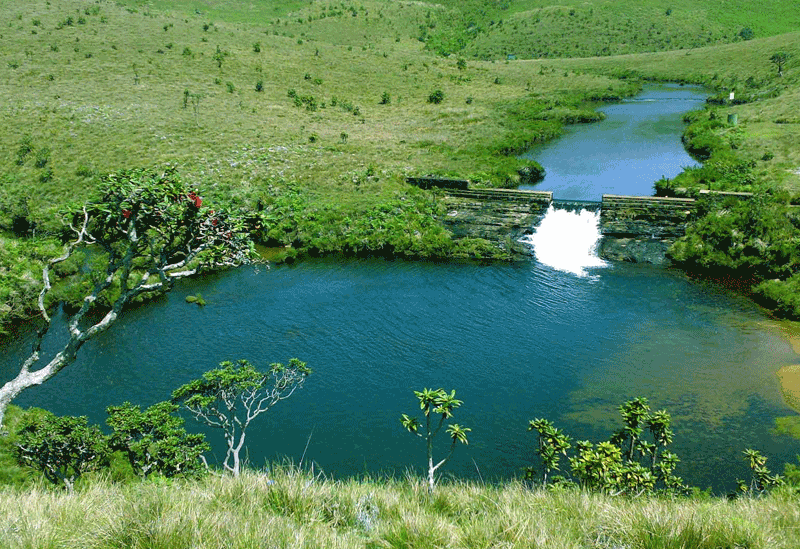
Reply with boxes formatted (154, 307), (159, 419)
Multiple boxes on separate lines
(1, 470), (799, 549)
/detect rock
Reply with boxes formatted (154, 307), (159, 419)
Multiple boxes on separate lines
(598, 237), (673, 266)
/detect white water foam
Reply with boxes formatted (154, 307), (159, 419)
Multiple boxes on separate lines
(520, 205), (608, 277)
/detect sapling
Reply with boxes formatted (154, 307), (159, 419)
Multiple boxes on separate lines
(526, 418), (571, 485)
(400, 388), (470, 491)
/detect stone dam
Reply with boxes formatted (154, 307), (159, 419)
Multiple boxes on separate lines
(407, 178), (752, 265)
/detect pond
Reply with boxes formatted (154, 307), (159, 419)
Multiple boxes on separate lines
(2, 84), (798, 492)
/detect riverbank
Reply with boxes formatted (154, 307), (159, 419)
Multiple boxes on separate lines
(0, 468), (797, 548)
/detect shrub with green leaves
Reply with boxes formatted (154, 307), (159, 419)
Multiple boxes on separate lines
(107, 401), (209, 479)
(15, 411), (109, 491)
(527, 398), (684, 495)
(427, 89), (445, 104)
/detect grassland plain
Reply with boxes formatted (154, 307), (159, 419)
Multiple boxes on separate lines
(0, 467), (798, 549)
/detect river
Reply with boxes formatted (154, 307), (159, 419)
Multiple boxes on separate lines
(2, 85), (798, 492)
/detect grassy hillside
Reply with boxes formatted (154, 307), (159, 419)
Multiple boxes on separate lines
(0, 468), (798, 548)
(0, 0), (630, 226)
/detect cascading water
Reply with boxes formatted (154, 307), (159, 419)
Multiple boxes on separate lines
(520, 205), (607, 277)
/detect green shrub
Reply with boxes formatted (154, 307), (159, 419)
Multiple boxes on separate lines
(427, 89), (445, 104)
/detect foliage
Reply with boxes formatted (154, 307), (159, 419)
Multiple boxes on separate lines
(526, 418), (571, 485)
(427, 89), (445, 104)
(770, 51), (790, 75)
(754, 274), (800, 318)
(400, 388), (470, 491)
(669, 193), (800, 280)
(15, 411), (109, 491)
(172, 358), (311, 476)
(0, 167), (258, 428)
(526, 398), (683, 495)
(736, 449), (784, 496)
(106, 401), (209, 479)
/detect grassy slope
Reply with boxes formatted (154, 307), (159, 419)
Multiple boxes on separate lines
(0, 0), (629, 225)
(0, 469), (798, 548)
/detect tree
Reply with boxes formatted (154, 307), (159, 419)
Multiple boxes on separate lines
(737, 448), (784, 495)
(107, 401), (209, 478)
(172, 358), (311, 476)
(0, 168), (257, 429)
(15, 412), (109, 491)
(770, 51), (790, 77)
(400, 388), (470, 491)
(526, 418), (571, 485)
(212, 45), (227, 69)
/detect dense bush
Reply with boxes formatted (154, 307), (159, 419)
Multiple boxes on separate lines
(669, 194), (800, 280)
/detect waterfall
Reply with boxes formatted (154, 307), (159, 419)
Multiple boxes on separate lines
(520, 205), (607, 277)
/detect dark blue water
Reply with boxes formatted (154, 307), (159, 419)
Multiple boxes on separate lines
(3, 258), (798, 491)
(521, 84), (705, 200)
(3, 84), (799, 492)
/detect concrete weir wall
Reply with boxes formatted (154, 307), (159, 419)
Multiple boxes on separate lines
(600, 194), (697, 238)
(407, 178), (751, 264)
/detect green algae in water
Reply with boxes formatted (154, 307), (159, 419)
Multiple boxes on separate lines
(774, 415), (800, 439)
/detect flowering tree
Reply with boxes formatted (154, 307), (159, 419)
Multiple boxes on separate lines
(0, 168), (257, 428)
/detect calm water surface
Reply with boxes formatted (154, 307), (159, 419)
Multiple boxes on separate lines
(521, 84), (706, 200)
(2, 85), (798, 492)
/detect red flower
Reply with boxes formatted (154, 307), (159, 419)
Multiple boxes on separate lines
(122, 209), (132, 219)
(187, 192), (202, 209)
(212, 218), (218, 226)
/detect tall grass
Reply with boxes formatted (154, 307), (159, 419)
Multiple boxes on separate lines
(0, 467), (797, 548)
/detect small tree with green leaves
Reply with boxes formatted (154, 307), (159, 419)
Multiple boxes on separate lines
(526, 418), (571, 485)
(427, 89), (445, 104)
(15, 412), (109, 492)
(737, 449), (784, 496)
(172, 358), (311, 476)
(400, 388), (470, 491)
(212, 45), (228, 69)
(107, 401), (209, 478)
(770, 51), (790, 77)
